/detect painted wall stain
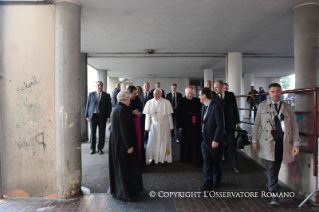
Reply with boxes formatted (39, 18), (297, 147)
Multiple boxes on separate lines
(5, 189), (29, 197)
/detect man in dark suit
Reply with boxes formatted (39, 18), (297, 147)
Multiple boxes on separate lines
(166, 83), (182, 142)
(85, 81), (112, 155)
(111, 83), (121, 107)
(150, 82), (165, 98)
(198, 87), (224, 191)
(214, 80), (241, 173)
(138, 82), (153, 144)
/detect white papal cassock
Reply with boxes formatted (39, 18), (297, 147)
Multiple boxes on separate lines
(143, 97), (174, 164)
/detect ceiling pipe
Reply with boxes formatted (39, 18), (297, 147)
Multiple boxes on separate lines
(87, 52), (294, 59)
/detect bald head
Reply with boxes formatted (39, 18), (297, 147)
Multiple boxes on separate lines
(205, 80), (212, 89)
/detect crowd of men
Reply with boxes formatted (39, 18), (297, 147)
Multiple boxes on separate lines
(85, 80), (300, 206)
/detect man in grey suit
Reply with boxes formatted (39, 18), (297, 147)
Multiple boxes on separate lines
(85, 81), (112, 155)
(111, 83), (121, 107)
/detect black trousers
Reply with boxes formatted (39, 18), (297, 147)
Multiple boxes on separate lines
(90, 113), (106, 151)
(201, 141), (222, 186)
(140, 114), (149, 144)
(225, 129), (237, 169)
(170, 112), (180, 140)
(266, 137), (283, 200)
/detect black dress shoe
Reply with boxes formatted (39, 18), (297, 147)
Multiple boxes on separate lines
(150, 160), (155, 166)
(98, 149), (103, 155)
(160, 162), (167, 166)
(90, 150), (95, 154)
(199, 185), (212, 191)
(232, 168), (240, 174)
(213, 182), (220, 188)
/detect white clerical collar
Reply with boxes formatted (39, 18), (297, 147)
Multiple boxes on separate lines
(154, 97), (161, 101)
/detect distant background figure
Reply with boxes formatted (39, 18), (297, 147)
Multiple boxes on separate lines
(213, 80), (241, 173)
(127, 85), (144, 164)
(205, 80), (212, 90)
(125, 84), (132, 91)
(177, 86), (202, 165)
(223, 83), (229, 91)
(151, 82), (165, 98)
(138, 82), (154, 145)
(136, 86), (143, 94)
(257, 87), (267, 107)
(111, 83), (121, 107)
(246, 85), (258, 118)
(143, 89), (173, 166)
(85, 81), (112, 155)
(109, 91), (143, 201)
(166, 84), (182, 143)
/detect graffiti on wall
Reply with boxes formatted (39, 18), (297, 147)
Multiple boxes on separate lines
(16, 76), (40, 94)
(11, 75), (52, 151)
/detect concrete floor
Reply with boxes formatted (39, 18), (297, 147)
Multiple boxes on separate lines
(0, 133), (318, 211)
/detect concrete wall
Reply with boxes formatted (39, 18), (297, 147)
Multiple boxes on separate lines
(254, 77), (270, 92)
(133, 78), (190, 95)
(0, 5), (56, 197)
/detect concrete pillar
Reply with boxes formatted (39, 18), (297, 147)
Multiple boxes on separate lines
(97, 70), (108, 92)
(227, 52), (243, 119)
(55, 1), (82, 198)
(293, 3), (319, 203)
(204, 69), (213, 87)
(227, 52), (242, 95)
(270, 77), (280, 84)
(81, 53), (88, 143)
(107, 77), (118, 94)
(244, 73), (254, 118)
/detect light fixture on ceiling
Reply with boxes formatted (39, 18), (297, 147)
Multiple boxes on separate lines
(145, 49), (155, 54)
(148, 74), (158, 78)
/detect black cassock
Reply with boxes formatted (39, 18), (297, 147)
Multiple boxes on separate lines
(176, 97), (203, 165)
(109, 102), (143, 199)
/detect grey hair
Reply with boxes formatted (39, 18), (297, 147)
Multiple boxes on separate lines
(117, 91), (130, 102)
(154, 88), (162, 94)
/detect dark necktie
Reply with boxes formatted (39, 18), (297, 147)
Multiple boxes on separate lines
(203, 105), (208, 116)
(274, 103), (284, 137)
(144, 92), (148, 106)
(95, 93), (101, 113)
(220, 93), (224, 105)
(172, 93), (175, 108)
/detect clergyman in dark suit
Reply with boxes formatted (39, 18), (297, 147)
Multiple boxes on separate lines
(214, 80), (241, 173)
(198, 87), (224, 191)
(150, 82), (165, 98)
(85, 81), (112, 155)
(166, 83), (182, 142)
(138, 82), (153, 144)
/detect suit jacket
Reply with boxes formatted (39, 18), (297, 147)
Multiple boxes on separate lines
(213, 91), (240, 131)
(201, 100), (225, 146)
(85, 91), (112, 122)
(111, 88), (120, 107)
(138, 91), (153, 109)
(150, 88), (165, 98)
(166, 92), (182, 109)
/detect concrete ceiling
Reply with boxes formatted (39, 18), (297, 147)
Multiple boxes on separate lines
(72, 0), (319, 78)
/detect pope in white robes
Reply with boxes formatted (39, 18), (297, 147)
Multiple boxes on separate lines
(143, 88), (174, 165)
